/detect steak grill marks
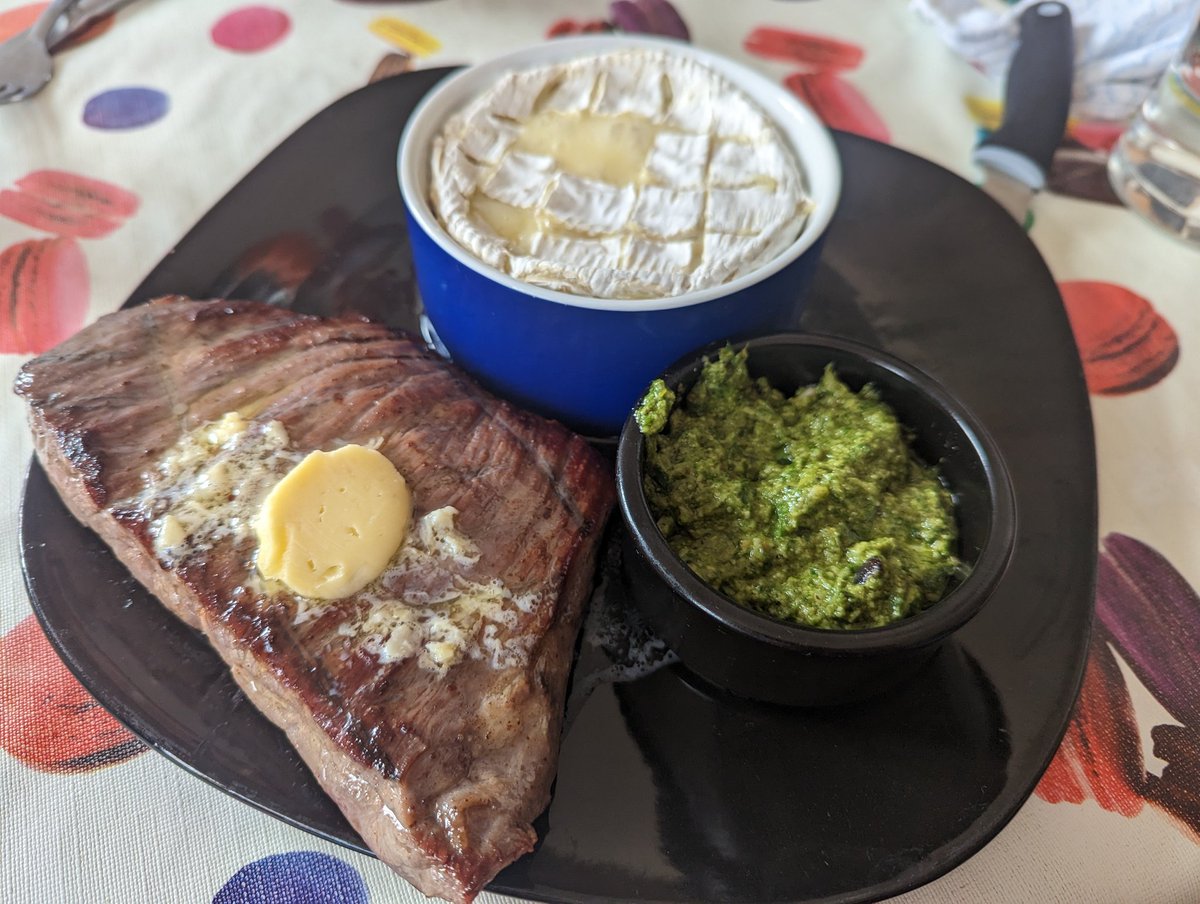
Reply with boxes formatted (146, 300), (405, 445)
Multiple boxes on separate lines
(16, 297), (614, 903)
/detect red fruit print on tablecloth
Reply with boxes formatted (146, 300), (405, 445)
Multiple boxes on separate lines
(547, 18), (611, 37)
(0, 615), (145, 773)
(0, 238), (89, 354)
(784, 72), (890, 143)
(744, 27), (863, 70)
(742, 26), (888, 143)
(1037, 534), (1200, 845)
(1035, 635), (1144, 817)
(211, 6), (291, 54)
(1059, 281), (1179, 395)
(0, 3), (43, 41)
(0, 170), (139, 354)
(0, 170), (139, 239)
(1070, 120), (1124, 153)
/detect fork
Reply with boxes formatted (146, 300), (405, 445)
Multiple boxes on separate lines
(0, 0), (80, 104)
(47, 0), (143, 50)
(0, 0), (141, 105)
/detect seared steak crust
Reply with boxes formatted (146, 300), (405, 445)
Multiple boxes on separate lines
(16, 297), (614, 903)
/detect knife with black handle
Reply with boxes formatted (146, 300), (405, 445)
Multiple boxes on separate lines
(973, 1), (1075, 226)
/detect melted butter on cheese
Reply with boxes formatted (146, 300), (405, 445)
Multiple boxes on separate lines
(430, 48), (813, 299)
(513, 110), (659, 184)
(136, 415), (537, 674)
(469, 194), (540, 254)
(255, 445), (412, 600)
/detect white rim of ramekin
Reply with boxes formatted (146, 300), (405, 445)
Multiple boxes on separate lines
(398, 34), (843, 313)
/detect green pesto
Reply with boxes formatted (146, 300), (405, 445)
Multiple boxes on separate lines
(634, 379), (676, 436)
(636, 347), (960, 630)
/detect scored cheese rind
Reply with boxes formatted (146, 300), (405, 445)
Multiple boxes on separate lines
(483, 152), (557, 209)
(644, 132), (710, 189)
(631, 185), (704, 239)
(430, 48), (812, 300)
(544, 174), (637, 235)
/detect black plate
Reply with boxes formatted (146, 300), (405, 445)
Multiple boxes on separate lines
(20, 70), (1097, 904)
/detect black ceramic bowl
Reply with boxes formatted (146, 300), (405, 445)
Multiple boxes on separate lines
(615, 333), (1017, 706)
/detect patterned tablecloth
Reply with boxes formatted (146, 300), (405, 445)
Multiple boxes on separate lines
(2, 1), (1199, 902)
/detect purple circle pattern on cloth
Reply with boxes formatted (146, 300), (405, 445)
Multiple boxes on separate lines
(212, 851), (369, 904)
(81, 87), (169, 130)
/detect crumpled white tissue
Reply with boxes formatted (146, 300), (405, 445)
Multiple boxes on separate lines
(910, 0), (1200, 121)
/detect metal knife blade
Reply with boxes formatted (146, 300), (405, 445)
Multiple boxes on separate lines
(972, 1), (1075, 227)
(980, 165), (1038, 224)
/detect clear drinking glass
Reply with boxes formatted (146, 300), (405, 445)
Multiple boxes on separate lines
(1108, 14), (1200, 246)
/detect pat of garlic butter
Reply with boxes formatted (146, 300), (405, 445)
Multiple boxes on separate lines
(255, 445), (413, 600)
(430, 48), (812, 300)
(140, 416), (538, 673)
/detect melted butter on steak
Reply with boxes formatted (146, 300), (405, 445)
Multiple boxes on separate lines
(134, 412), (540, 674)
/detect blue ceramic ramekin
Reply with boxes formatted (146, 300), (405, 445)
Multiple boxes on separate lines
(398, 35), (841, 437)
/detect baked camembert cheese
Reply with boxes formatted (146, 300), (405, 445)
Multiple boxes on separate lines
(430, 48), (813, 300)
